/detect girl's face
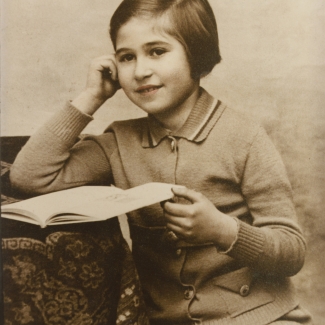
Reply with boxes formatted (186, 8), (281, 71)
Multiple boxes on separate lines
(115, 17), (200, 129)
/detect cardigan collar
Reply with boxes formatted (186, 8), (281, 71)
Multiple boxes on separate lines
(141, 87), (226, 148)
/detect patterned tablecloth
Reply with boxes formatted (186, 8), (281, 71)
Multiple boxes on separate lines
(1, 137), (149, 325)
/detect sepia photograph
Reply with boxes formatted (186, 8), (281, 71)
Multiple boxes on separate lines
(1, 0), (324, 324)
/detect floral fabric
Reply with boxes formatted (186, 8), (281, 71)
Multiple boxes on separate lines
(1, 138), (149, 325)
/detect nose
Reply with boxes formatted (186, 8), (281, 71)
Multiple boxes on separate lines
(134, 57), (152, 80)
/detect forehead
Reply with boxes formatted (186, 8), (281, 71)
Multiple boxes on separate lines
(116, 15), (175, 49)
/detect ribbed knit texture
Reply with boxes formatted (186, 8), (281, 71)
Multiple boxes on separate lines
(230, 221), (265, 264)
(48, 102), (93, 143)
(203, 288), (297, 325)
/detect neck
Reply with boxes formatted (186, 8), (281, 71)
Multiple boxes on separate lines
(153, 85), (200, 132)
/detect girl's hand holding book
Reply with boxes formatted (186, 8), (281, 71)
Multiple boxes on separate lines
(162, 187), (238, 250)
(72, 55), (121, 115)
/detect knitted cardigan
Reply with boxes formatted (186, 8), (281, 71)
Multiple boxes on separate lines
(10, 88), (307, 325)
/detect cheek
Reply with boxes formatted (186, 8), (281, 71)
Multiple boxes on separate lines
(165, 56), (192, 82)
(168, 67), (192, 87)
(116, 68), (131, 90)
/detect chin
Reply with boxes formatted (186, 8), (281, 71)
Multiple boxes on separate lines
(140, 104), (172, 116)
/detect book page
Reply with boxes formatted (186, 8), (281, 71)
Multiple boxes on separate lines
(2, 186), (124, 226)
(49, 182), (179, 223)
(0, 212), (41, 226)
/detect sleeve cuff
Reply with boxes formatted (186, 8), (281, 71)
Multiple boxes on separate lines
(45, 101), (94, 144)
(220, 220), (265, 265)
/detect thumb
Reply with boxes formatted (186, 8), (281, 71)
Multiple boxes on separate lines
(171, 186), (201, 203)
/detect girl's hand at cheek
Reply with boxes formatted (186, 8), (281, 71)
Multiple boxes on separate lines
(72, 55), (121, 115)
(162, 187), (238, 250)
(86, 55), (121, 102)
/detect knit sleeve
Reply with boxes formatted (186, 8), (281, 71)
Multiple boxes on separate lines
(10, 102), (115, 195)
(227, 127), (306, 277)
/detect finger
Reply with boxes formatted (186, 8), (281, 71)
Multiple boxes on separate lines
(164, 210), (186, 224)
(163, 201), (192, 218)
(94, 54), (117, 65)
(99, 60), (118, 81)
(171, 186), (203, 204)
(91, 56), (118, 81)
(113, 78), (121, 90)
(166, 223), (184, 237)
(164, 213), (187, 231)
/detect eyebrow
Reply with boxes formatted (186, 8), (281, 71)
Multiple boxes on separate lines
(115, 41), (171, 56)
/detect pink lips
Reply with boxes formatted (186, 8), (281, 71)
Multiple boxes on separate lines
(135, 85), (162, 95)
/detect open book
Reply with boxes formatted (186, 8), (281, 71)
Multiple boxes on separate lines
(1, 183), (179, 228)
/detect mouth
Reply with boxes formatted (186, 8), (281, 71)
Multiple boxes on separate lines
(135, 85), (162, 94)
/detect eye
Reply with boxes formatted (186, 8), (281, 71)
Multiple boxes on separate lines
(119, 53), (135, 62)
(150, 48), (167, 57)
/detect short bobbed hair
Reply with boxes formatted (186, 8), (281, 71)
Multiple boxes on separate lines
(110, 0), (221, 79)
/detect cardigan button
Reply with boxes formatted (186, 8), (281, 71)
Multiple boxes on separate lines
(167, 231), (178, 242)
(171, 139), (175, 151)
(184, 287), (194, 300)
(239, 285), (250, 297)
(167, 136), (177, 152)
(175, 248), (182, 256)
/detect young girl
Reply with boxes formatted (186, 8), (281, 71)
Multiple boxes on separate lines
(10, 0), (312, 324)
